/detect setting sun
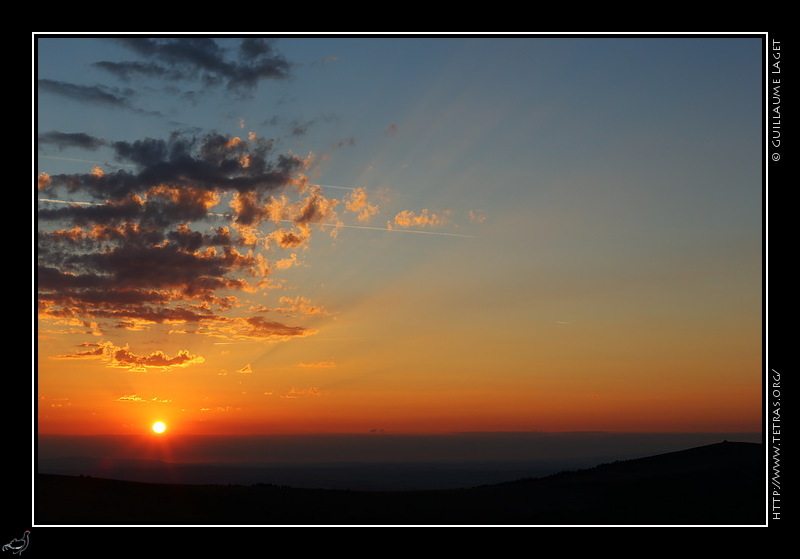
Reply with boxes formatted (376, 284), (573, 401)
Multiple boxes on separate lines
(152, 421), (167, 434)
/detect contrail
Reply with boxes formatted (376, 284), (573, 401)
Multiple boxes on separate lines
(317, 183), (358, 191)
(37, 198), (97, 206)
(37, 155), (137, 168)
(36, 198), (475, 238)
(320, 221), (474, 238)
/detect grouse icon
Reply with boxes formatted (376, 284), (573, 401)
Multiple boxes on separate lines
(2, 531), (29, 555)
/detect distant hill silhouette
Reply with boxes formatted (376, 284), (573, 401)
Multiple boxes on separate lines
(35, 441), (764, 525)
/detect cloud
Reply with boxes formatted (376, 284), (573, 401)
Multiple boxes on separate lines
(41, 397), (71, 409)
(388, 208), (450, 229)
(273, 295), (331, 317)
(297, 361), (336, 368)
(281, 386), (321, 399)
(468, 209), (487, 223)
(241, 316), (315, 340)
(53, 341), (204, 372)
(37, 79), (147, 112)
(268, 228), (309, 249)
(195, 316), (317, 342)
(38, 132), (307, 217)
(274, 253), (301, 270)
(38, 131), (109, 151)
(345, 187), (380, 223)
(116, 394), (172, 403)
(94, 37), (292, 94)
(36, 131), (327, 338)
(116, 394), (146, 402)
(199, 405), (240, 412)
(293, 185), (341, 227)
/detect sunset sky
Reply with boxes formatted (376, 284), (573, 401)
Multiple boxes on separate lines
(36, 35), (763, 440)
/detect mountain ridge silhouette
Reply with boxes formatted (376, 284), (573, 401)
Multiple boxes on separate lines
(35, 440), (764, 525)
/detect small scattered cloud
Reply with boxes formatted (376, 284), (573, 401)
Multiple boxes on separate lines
(244, 316), (317, 340)
(468, 209), (487, 223)
(117, 394), (146, 402)
(296, 361), (336, 368)
(116, 394), (172, 403)
(345, 187), (380, 223)
(388, 208), (450, 229)
(199, 405), (240, 412)
(310, 55), (339, 67)
(273, 295), (331, 318)
(274, 252), (301, 270)
(40, 397), (71, 409)
(281, 386), (320, 399)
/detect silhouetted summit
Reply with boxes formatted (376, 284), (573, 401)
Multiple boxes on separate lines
(35, 441), (764, 525)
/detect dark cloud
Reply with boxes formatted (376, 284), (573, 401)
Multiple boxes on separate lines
(244, 316), (313, 339)
(37, 129), (325, 339)
(286, 114), (338, 137)
(38, 131), (304, 205)
(95, 37), (292, 93)
(37, 233), (255, 316)
(38, 79), (132, 107)
(38, 38), (291, 117)
(37, 79), (159, 116)
(38, 131), (107, 151)
(271, 229), (308, 249)
(294, 188), (339, 225)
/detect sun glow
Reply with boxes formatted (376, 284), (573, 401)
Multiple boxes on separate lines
(152, 421), (167, 434)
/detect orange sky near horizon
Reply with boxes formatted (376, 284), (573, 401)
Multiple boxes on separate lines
(37, 248), (762, 437)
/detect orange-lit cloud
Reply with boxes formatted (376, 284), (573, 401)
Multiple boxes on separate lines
(40, 396), (71, 409)
(200, 406), (241, 413)
(281, 386), (321, 399)
(345, 187), (379, 222)
(468, 209), (487, 223)
(53, 341), (205, 372)
(267, 227), (310, 249)
(296, 361), (337, 368)
(197, 315), (317, 342)
(36, 132), (339, 345)
(389, 208), (450, 229)
(292, 185), (341, 229)
(273, 295), (331, 317)
(274, 253), (301, 270)
(116, 394), (172, 403)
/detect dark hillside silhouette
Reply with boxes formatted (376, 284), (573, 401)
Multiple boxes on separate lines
(35, 441), (764, 525)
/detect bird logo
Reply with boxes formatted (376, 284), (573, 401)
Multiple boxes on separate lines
(2, 531), (29, 555)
